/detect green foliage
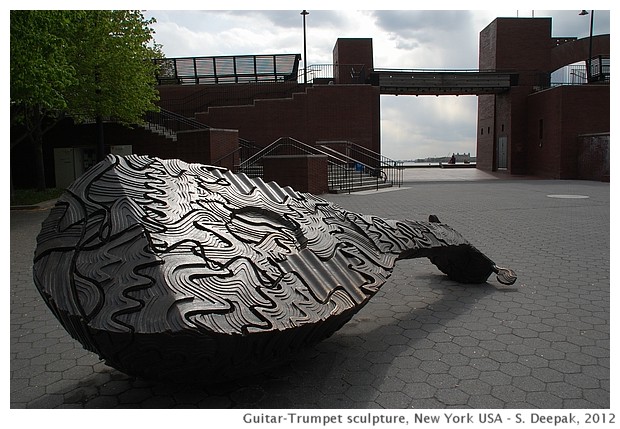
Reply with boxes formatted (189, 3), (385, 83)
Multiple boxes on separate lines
(10, 11), (77, 124)
(11, 10), (163, 189)
(62, 10), (162, 124)
(11, 10), (162, 128)
(11, 188), (65, 206)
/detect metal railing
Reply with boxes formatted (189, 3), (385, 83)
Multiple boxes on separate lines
(317, 141), (403, 188)
(547, 56), (610, 89)
(298, 64), (367, 84)
(210, 139), (261, 170)
(154, 53), (301, 85)
(142, 108), (257, 170)
(238, 137), (394, 193)
(144, 108), (210, 134)
(154, 60), (369, 118)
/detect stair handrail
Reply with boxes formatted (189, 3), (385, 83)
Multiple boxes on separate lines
(318, 140), (404, 187)
(239, 136), (387, 178)
(240, 136), (353, 171)
(316, 144), (388, 181)
(144, 107), (210, 133)
(144, 109), (257, 165)
(211, 139), (262, 169)
(238, 137), (389, 193)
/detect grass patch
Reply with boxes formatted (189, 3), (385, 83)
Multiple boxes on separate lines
(11, 188), (64, 206)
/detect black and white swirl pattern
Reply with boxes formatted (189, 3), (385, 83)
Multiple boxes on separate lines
(32, 154), (512, 382)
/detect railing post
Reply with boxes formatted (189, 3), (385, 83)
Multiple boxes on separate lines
(212, 57), (217, 84)
(192, 57), (198, 85)
(233, 56), (238, 84)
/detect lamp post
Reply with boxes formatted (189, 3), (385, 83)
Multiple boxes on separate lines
(579, 10), (594, 82)
(301, 10), (309, 85)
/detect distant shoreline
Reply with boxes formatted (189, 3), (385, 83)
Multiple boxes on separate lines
(400, 162), (477, 169)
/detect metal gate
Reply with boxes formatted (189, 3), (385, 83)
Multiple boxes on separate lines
(497, 136), (508, 169)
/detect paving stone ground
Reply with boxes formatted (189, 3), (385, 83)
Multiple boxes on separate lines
(10, 172), (610, 409)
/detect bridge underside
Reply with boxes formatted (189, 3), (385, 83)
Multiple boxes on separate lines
(371, 70), (517, 95)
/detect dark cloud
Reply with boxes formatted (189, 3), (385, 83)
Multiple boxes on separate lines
(370, 10), (474, 42)
(218, 10), (347, 30)
(538, 9), (610, 38)
(368, 10), (479, 69)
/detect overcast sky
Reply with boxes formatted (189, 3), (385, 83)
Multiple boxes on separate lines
(145, 8), (611, 161)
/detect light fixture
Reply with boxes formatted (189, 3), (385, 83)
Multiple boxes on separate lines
(301, 10), (309, 85)
(579, 10), (594, 82)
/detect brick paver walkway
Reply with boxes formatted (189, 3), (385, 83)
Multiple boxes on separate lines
(10, 173), (610, 408)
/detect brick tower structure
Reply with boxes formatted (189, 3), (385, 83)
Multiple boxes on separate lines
(477, 17), (610, 178)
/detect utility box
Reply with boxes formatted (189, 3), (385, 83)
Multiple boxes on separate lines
(53, 147), (97, 188)
(110, 145), (133, 156)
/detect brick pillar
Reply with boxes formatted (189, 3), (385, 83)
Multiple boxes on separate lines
(263, 155), (329, 195)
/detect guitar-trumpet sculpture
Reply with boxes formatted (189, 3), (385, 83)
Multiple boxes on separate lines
(33, 155), (516, 383)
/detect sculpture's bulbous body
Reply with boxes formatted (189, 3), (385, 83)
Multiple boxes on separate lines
(33, 155), (515, 383)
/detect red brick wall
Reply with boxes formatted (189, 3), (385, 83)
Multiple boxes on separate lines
(157, 81), (303, 117)
(165, 128), (238, 167)
(479, 20), (497, 70)
(196, 84), (380, 154)
(557, 86), (610, 178)
(525, 89), (564, 178)
(263, 155), (329, 195)
(577, 134), (609, 182)
(476, 94), (495, 171)
(549, 35), (610, 72)
(493, 18), (551, 86)
(206, 129), (240, 170)
(477, 17), (610, 178)
(507, 87), (533, 175)
(478, 18), (553, 174)
(526, 85), (610, 179)
(333, 38), (373, 84)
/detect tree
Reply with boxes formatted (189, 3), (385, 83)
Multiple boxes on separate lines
(11, 10), (162, 190)
(11, 10), (78, 191)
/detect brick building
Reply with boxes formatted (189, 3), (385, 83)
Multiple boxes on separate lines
(477, 17), (610, 179)
(11, 17), (610, 190)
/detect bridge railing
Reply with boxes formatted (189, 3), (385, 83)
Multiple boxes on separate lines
(371, 69), (517, 95)
(154, 53), (301, 85)
(298, 64), (368, 84)
(549, 56), (610, 87)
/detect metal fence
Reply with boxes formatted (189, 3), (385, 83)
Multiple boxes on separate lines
(154, 53), (301, 85)
(238, 137), (402, 193)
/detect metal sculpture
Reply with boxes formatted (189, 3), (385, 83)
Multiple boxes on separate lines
(33, 154), (516, 383)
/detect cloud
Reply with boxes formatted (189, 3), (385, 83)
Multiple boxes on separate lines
(380, 95), (478, 159)
(364, 11), (484, 70)
(371, 10), (473, 41)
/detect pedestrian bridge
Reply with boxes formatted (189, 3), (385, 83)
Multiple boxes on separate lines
(154, 53), (518, 96)
(370, 69), (518, 95)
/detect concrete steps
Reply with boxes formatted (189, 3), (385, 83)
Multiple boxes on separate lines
(141, 123), (177, 141)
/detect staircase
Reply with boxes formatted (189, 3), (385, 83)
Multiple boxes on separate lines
(238, 137), (403, 194)
(327, 164), (393, 193)
(318, 141), (403, 193)
(141, 108), (210, 141)
(140, 114), (403, 194)
(141, 122), (177, 141)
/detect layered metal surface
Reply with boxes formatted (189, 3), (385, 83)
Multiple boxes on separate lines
(33, 154), (515, 382)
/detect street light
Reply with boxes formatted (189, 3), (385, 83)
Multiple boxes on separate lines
(301, 10), (309, 85)
(579, 10), (594, 82)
